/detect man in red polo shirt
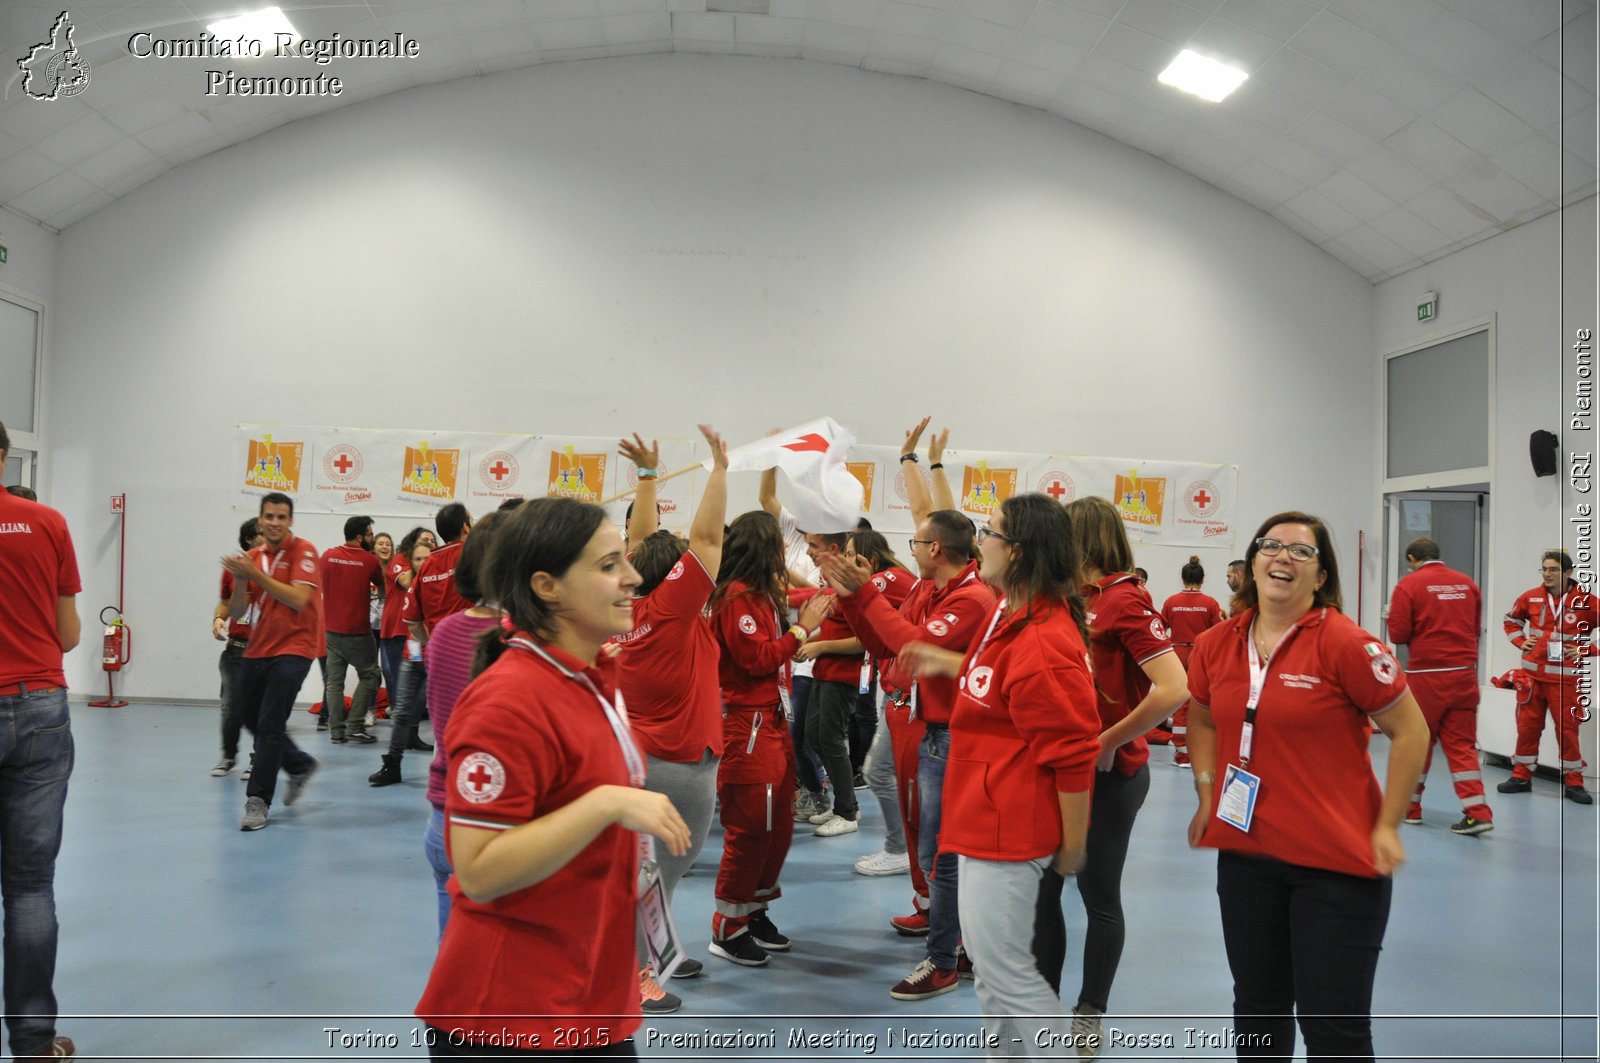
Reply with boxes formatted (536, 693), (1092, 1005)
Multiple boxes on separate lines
(321, 515), (383, 745)
(223, 492), (323, 831)
(0, 421), (82, 1063)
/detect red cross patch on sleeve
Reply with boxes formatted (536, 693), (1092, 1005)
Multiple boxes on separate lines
(457, 752), (507, 804)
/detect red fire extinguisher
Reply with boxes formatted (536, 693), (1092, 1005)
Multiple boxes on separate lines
(100, 606), (132, 671)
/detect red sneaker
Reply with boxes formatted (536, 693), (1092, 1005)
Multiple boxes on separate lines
(889, 959), (959, 1000)
(890, 910), (930, 936)
(1403, 801), (1423, 825)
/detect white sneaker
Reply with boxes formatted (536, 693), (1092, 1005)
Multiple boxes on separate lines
(808, 808), (836, 825)
(1071, 1004), (1103, 1058)
(814, 813), (859, 837)
(854, 849), (910, 876)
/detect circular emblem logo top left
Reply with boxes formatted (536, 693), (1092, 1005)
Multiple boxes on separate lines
(323, 444), (364, 484)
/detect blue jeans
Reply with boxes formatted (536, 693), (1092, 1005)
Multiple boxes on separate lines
(0, 685), (73, 1059)
(240, 655), (317, 806)
(424, 806), (451, 942)
(917, 723), (960, 970)
(379, 636), (405, 710)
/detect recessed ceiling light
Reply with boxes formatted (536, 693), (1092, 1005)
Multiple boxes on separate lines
(1158, 49), (1248, 103)
(208, 6), (299, 50)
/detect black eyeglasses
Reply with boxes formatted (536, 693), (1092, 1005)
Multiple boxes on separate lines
(1255, 537), (1318, 562)
(977, 525), (1011, 545)
(907, 538), (936, 552)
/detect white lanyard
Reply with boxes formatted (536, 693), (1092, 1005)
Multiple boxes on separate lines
(1240, 614), (1310, 768)
(508, 637), (647, 789)
(963, 597), (1009, 685)
(1546, 591), (1569, 634)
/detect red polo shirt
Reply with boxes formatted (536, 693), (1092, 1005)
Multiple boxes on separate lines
(380, 556), (411, 639)
(1188, 607), (1409, 878)
(403, 540), (473, 633)
(242, 536), (323, 660)
(617, 550), (724, 762)
(219, 571), (252, 641)
(0, 493), (80, 689)
(419, 640), (639, 1047)
(1387, 560), (1480, 671)
(320, 543), (382, 636)
(1084, 573), (1176, 776)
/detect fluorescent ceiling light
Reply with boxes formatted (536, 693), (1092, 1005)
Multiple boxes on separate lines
(1158, 49), (1248, 103)
(208, 6), (299, 48)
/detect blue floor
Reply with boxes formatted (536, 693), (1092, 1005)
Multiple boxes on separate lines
(43, 702), (1599, 1061)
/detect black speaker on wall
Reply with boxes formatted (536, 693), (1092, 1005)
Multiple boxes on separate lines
(1530, 429), (1560, 477)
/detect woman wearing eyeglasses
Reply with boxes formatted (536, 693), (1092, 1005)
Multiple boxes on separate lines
(899, 494), (1101, 1058)
(1185, 511), (1428, 1063)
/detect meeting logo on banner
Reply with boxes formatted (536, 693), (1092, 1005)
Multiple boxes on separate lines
(847, 461), (877, 513)
(243, 434), (304, 495)
(400, 442), (460, 503)
(1113, 470), (1167, 528)
(548, 447), (607, 502)
(961, 461), (1018, 518)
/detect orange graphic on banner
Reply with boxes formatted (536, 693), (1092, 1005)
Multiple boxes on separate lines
(960, 461), (1018, 518)
(846, 462), (876, 513)
(1113, 470), (1167, 527)
(400, 442), (461, 501)
(244, 434), (304, 493)
(547, 447), (607, 502)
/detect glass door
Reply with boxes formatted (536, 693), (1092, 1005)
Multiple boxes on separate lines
(1382, 491), (1486, 675)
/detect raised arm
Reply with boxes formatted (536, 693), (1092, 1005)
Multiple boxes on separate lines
(618, 432), (661, 555)
(927, 427), (956, 513)
(689, 423), (728, 576)
(900, 417), (934, 526)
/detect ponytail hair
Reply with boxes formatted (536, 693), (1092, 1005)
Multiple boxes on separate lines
(1181, 555), (1205, 586)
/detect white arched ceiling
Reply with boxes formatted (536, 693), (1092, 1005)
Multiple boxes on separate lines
(0, 0), (1594, 281)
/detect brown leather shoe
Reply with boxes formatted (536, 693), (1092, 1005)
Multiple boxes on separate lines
(18, 1035), (76, 1060)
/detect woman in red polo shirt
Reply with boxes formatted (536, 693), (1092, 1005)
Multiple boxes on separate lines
(899, 493), (1101, 1055)
(416, 498), (690, 1060)
(1186, 511), (1428, 1062)
(1057, 495), (1189, 1046)
(707, 510), (833, 967)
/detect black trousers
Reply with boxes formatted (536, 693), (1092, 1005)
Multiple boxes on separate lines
(1216, 850), (1392, 1063)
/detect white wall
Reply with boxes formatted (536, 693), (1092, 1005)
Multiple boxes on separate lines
(1374, 195), (1599, 774)
(46, 54), (1379, 701)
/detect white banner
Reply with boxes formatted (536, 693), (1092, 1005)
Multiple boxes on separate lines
(236, 424), (1237, 546)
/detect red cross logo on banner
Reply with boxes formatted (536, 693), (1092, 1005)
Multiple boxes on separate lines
(479, 451), (520, 492)
(490, 460), (510, 481)
(1192, 488), (1211, 509)
(322, 445), (362, 484)
(457, 752), (506, 804)
(1184, 479), (1221, 519)
(334, 453), (354, 475)
(1036, 471), (1076, 504)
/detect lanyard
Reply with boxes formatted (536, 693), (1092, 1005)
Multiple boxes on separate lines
(1546, 591), (1569, 634)
(964, 597), (1009, 684)
(1240, 614), (1310, 768)
(507, 637), (647, 789)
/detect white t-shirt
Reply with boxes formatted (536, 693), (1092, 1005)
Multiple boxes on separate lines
(780, 507), (821, 679)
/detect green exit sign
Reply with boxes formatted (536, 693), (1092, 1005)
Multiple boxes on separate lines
(0, 245), (8, 264)
(1417, 290), (1437, 322)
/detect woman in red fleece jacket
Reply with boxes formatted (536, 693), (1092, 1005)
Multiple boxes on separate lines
(900, 493), (1101, 1059)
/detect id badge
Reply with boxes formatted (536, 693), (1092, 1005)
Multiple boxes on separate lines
(1215, 764), (1261, 834)
(1547, 639), (1565, 663)
(777, 682), (792, 722)
(859, 661), (873, 694)
(638, 863), (685, 981)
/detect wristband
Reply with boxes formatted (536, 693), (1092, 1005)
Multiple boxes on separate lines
(930, 462), (944, 470)
(899, 453), (918, 464)
(787, 624), (808, 644)
(635, 467), (658, 480)
(1194, 772), (1215, 786)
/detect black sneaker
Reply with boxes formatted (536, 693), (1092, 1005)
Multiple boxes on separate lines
(670, 957), (704, 979)
(316, 715), (329, 731)
(1566, 785), (1594, 805)
(747, 911), (791, 952)
(347, 731), (377, 744)
(330, 734), (348, 745)
(1450, 816), (1494, 835)
(1497, 776), (1532, 794)
(709, 933), (770, 967)
(639, 967), (681, 1014)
